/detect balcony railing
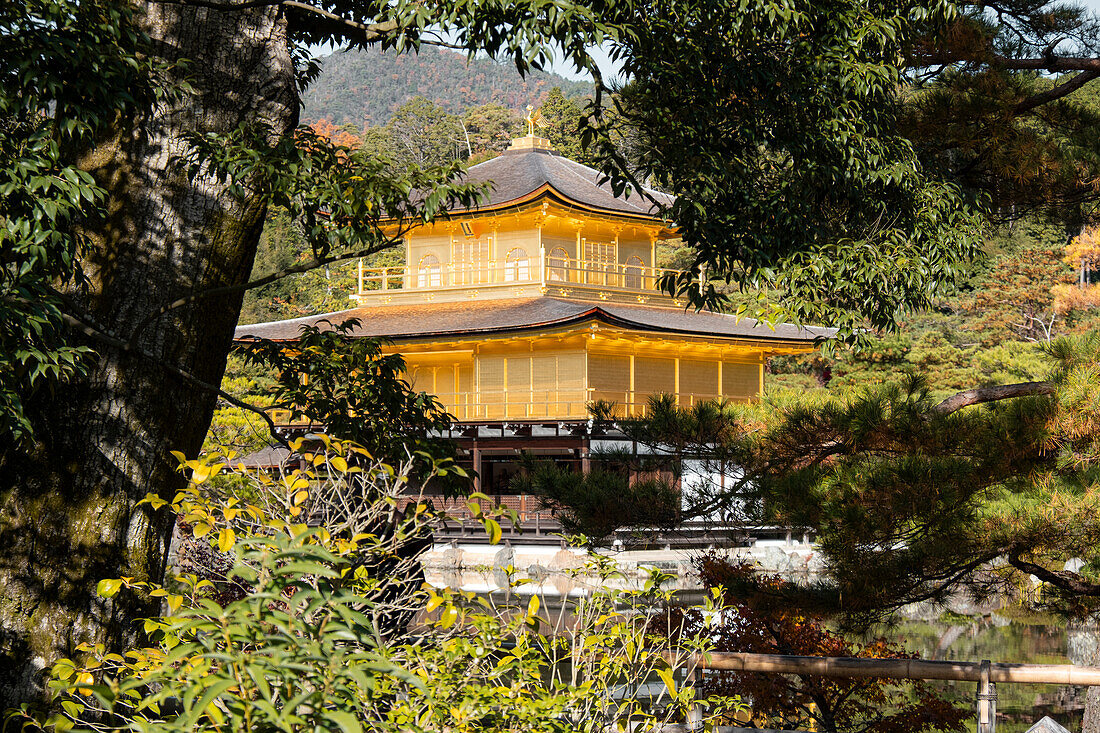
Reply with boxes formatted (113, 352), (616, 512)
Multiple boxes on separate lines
(354, 252), (694, 298)
(267, 390), (746, 427)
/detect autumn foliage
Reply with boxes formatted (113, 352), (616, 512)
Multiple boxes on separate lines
(309, 118), (362, 149)
(671, 557), (969, 733)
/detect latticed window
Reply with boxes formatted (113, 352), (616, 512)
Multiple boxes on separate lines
(417, 253), (441, 288)
(453, 237), (490, 284)
(722, 362), (760, 399)
(547, 247), (570, 282)
(583, 240), (616, 285)
(589, 354), (630, 412)
(680, 360), (719, 403)
(504, 247), (530, 282)
(583, 240), (616, 265)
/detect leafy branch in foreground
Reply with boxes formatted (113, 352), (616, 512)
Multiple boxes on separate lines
(583, 0), (983, 339)
(14, 437), (736, 732)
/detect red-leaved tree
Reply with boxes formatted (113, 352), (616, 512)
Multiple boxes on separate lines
(667, 557), (969, 733)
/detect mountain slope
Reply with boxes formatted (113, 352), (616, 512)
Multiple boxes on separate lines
(302, 46), (593, 127)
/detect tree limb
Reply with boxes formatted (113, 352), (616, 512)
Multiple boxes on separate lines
(1008, 549), (1100, 597)
(127, 235), (403, 345)
(1014, 69), (1100, 115)
(915, 51), (1100, 73)
(143, 0), (465, 49)
(279, 2), (401, 44)
(931, 381), (1056, 415)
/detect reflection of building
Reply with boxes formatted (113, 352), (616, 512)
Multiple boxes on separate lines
(236, 132), (829, 526)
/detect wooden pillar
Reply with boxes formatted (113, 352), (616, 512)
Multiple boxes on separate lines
(977, 660), (997, 733)
(472, 439), (482, 492)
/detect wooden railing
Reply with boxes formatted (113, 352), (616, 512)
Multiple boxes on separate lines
(354, 253), (692, 297)
(265, 392), (739, 426)
(674, 652), (1100, 733)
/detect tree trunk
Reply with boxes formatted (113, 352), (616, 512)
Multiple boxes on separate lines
(0, 3), (296, 706)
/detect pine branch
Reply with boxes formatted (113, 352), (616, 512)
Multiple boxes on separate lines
(1014, 69), (1100, 115)
(931, 381), (1056, 415)
(1007, 549), (1100, 597)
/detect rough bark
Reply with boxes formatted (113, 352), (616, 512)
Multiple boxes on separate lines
(0, 2), (296, 705)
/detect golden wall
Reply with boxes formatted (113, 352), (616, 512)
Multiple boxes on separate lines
(404, 337), (763, 421)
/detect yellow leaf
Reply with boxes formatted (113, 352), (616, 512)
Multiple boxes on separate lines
(527, 594), (540, 618)
(438, 606), (458, 629)
(217, 527), (236, 553)
(656, 667), (677, 695)
(484, 518), (502, 545)
(192, 522), (212, 538)
(53, 659), (76, 680)
(97, 578), (122, 598)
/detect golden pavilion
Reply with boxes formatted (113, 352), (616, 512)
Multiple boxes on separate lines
(235, 129), (830, 497)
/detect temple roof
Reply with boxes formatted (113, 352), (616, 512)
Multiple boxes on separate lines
(459, 145), (675, 220)
(233, 297), (833, 344)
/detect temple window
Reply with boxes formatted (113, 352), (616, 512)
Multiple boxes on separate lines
(417, 253), (441, 288)
(504, 247), (530, 282)
(583, 240), (616, 266)
(625, 255), (645, 289)
(547, 247), (570, 282)
(453, 236), (491, 285)
(583, 240), (616, 285)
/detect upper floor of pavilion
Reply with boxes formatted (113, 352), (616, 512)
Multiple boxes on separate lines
(354, 131), (694, 308)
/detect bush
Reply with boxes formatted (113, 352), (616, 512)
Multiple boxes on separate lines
(21, 438), (737, 732)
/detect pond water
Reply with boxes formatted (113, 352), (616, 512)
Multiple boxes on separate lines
(880, 616), (1082, 733)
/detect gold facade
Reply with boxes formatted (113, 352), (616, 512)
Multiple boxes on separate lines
(398, 328), (777, 421)
(354, 201), (687, 307)
(344, 135), (819, 421)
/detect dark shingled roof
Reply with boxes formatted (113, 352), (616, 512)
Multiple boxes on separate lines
(460, 147), (675, 219)
(234, 298), (833, 344)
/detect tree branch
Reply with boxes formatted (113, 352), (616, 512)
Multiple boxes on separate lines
(127, 234), (403, 345)
(931, 381), (1056, 415)
(1007, 549), (1100, 597)
(279, 2), (400, 44)
(915, 51), (1100, 73)
(1014, 69), (1100, 115)
(142, 0), (465, 49)
(58, 308), (289, 448)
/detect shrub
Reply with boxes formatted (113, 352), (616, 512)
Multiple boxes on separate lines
(21, 438), (736, 732)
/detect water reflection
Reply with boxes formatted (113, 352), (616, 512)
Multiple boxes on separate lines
(881, 616), (1080, 733)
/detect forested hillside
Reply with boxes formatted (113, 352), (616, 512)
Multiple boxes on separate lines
(302, 46), (592, 127)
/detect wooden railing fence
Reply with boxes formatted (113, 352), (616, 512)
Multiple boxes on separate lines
(675, 652), (1100, 733)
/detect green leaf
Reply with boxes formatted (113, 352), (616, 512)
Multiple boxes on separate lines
(324, 710), (362, 733)
(97, 578), (123, 598)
